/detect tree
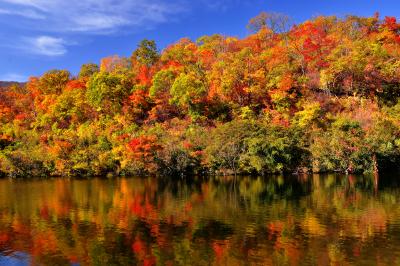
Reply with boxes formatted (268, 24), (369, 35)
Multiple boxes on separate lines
(241, 125), (306, 174)
(206, 120), (256, 175)
(86, 71), (133, 114)
(309, 117), (369, 173)
(132, 39), (160, 68)
(247, 12), (291, 34)
(79, 63), (100, 79)
(149, 69), (177, 98)
(38, 70), (70, 95)
(127, 135), (161, 173)
(100, 55), (130, 72)
(170, 72), (207, 117)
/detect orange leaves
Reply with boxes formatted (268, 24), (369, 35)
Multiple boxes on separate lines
(0, 134), (13, 142)
(162, 60), (182, 70)
(0, 87), (33, 123)
(100, 55), (129, 72)
(279, 74), (294, 91)
(48, 140), (74, 158)
(197, 49), (215, 69)
(65, 80), (86, 91)
(27, 77), (41, 97)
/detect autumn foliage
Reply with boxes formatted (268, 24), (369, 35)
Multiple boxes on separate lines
(1, 13), (400, 177)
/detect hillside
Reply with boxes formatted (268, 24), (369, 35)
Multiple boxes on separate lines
(0, 13), (399, 177)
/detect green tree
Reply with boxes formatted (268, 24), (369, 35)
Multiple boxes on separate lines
(206, 120), (256, 175)
(79, 63), (100, 79)
(86, 71), (132, 114)
(39, 70), (70, 95)
(132, 39), (160, 67)
(170, 72), (207, 117)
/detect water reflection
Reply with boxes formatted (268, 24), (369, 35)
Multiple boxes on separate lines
(0, 175), (399, 265)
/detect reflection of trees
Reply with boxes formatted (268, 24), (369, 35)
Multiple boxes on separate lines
(0, 175), (399, 265)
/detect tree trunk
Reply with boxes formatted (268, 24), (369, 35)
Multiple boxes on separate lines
(372, 153), (379, 194)
(372, 153), (379, 175)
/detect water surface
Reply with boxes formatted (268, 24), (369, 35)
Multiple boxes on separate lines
(0, 175), (399, 265)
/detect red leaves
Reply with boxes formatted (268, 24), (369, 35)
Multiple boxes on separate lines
(14, 113), (28, 121)
(291, 21), (335, 69)
(127, 135), (161, 160)
(382, 16), (400, 44)
(122, 89), (153, 124)
(128, 89), (150, 109)
(182, 141), (193, 150)
(128, 138), (141, 149)
(137, 65), (152, 86)
(383, 16), (400, 32)
(0, 88), (33, 123)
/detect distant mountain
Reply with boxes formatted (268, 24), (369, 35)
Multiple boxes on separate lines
(0, 81), (26, 88)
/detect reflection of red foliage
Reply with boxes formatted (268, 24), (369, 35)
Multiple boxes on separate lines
(213, 242), (224, 259)
(40, 206), (50, 220)
(132, 238), (144, 254)
(143, 257), (156, 266)
(69, 255), (79, 264)
(184, 202), (192, 212)
(0, 233), (9, 244)
(353, 246), (361, 257)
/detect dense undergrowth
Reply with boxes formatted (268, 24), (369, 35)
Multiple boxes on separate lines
(1, 13), (400, 177)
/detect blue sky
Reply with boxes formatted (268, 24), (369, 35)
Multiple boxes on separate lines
(0, 0), (398, 81)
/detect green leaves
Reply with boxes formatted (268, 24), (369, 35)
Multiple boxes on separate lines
(39, 70), (70, 95)
(86, 71), (133, 114)
(132, 39), (160, 68)
(170, 72), (207, 118)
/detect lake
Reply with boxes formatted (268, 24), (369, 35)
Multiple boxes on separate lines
(0, 174), (399, 265)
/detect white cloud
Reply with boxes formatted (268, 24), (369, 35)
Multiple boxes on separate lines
(23, 36), (67, 56)
(200, 0), (242, 11)
(0, 8), (45, 19)
(0, 73), (27, 82)
(0, 0), (185, 33)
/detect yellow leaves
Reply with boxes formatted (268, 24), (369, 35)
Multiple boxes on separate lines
(301, 212), (327, 236)
(293, 102), (321, 128)
(225, 37), (239, 45)
(379, 59), (400, 80)
(328, 244), (346, 265)
(319, 69), (334, 89)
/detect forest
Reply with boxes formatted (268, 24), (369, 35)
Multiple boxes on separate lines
(0, 13), (400, 177)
